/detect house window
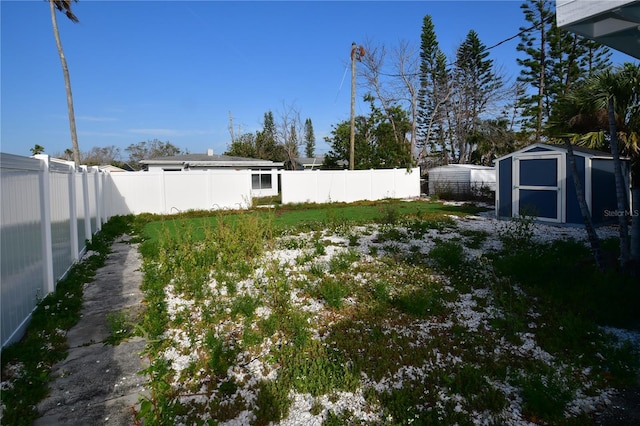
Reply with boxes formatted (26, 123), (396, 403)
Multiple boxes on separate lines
(252, 173), (272, 190)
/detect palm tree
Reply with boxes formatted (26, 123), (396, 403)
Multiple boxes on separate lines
(30, 144), (46, 156)
(586, 65), (640, 271)
(547, 91), (606, 272)
(565, 64), (640, 271)
(49, 0), (81, 167)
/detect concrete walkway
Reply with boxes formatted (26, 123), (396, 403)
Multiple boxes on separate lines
(35, 235), (148, 426)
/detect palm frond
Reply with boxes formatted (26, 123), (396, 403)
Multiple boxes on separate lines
(51, 0), (79, 23)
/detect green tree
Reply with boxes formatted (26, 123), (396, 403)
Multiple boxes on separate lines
(324, 96), (412, 170)
(304, 118), (316, 158)
(451, 30), (504, 163)
(547, 85), (606, 271)
(467, 118), (521, 166)
(284, 123), (300, 169)
(225, 133), (258, 158)
(255, 111), (285, 161)
(581, 65), (639, 270)
(81, 145), (122, 166)
(125, 139), (182, 170)
(30, 144), (45, 155)
(49, 0), (81, 167)
(417, 15), (449, 161)
(516, 0), (612, 142)
(550, 63), (640, 271)
(516, 0), (554, 142)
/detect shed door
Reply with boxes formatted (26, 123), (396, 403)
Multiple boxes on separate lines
(512, 154), (564, 223)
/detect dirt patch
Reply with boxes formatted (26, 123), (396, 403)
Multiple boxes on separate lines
(592, 384), (640, 425)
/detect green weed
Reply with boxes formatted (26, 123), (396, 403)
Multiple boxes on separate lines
(318, 277), (351, 310)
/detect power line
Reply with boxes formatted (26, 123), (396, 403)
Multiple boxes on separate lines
(334, 64), (349, 104)
(375, 15), (554, 78)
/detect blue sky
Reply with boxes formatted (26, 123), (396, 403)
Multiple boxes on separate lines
(1, 0), (637, 160)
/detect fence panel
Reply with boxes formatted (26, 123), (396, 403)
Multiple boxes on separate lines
(105, 172), (164, 215)
(208, 170), (252, 210)
(281, 168), (420, 204)
(0, 154), (112, 348)
(1, 154), (48, 348)
(107, 170), (252, 215)
(345, 170), (373, 202)
(75, 171), (87, 250)
(392, 168), (422, 198)
(49, 161), (73, 283)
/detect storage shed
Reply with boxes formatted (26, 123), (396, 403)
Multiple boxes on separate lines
(495, 143), (630, 225)
(428, 164), (495, 197)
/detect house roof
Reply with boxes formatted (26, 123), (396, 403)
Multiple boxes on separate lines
(99, 164), (129, 172)
(140, 153), (283, 168)
(494, 142), (626, 163)
(556, 0), (640, 60)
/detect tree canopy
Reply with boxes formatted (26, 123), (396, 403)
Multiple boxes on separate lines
(125, 139), (183, 170)
(324, 95), (413, 169)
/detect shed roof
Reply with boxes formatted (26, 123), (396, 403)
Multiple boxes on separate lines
(296, 156), (325, 166)
(429, 164), (494, 172)
(495, 143), (623, 163)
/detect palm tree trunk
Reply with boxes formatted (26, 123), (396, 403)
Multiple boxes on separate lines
(608, 97), (630, 269)
(565, 139), (605, 271)
(630, 160), (640, 273)
(49, 0), (80, 167)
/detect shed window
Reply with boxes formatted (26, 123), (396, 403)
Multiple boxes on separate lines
(252, 173), (272, 190)
(519, 158), (557, 186)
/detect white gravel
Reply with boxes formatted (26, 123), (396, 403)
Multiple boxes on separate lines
(157, 210), (636, 425)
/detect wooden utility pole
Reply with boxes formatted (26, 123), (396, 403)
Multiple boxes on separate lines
(350, 42), (357, 170)
(349, 41), (357, 170)
(228, 111), (235, 143)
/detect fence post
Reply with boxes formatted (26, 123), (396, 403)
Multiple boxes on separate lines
(34, 155), (55, 294)
(81, 166), (92, 243)
(66, 160), (79, 262)
(92, 167), (102, 231)
(101, 171), (111, 221)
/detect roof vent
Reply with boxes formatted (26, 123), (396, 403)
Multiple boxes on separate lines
(207, 148), (214, 156)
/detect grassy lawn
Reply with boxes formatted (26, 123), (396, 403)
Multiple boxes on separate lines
(135, 200), (639, 425)
(1, 199), (638, 426)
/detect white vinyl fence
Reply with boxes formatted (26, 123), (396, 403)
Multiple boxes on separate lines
(104, 170), (253, 216)
(1, 155), (420, 348)
(281, 168), (421, 204)
(1, 154), (106, 348)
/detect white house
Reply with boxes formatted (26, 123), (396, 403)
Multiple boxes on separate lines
(139, 150), (283, 197)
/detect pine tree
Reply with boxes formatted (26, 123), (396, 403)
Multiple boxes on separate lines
(417, 15), (446, 157)
(255, 111), (284, 161)
(451, 30), (503, 163)
(304, 118), (316, 158)
(516, 0), (554, 142)
(517, 0), (613, 143)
